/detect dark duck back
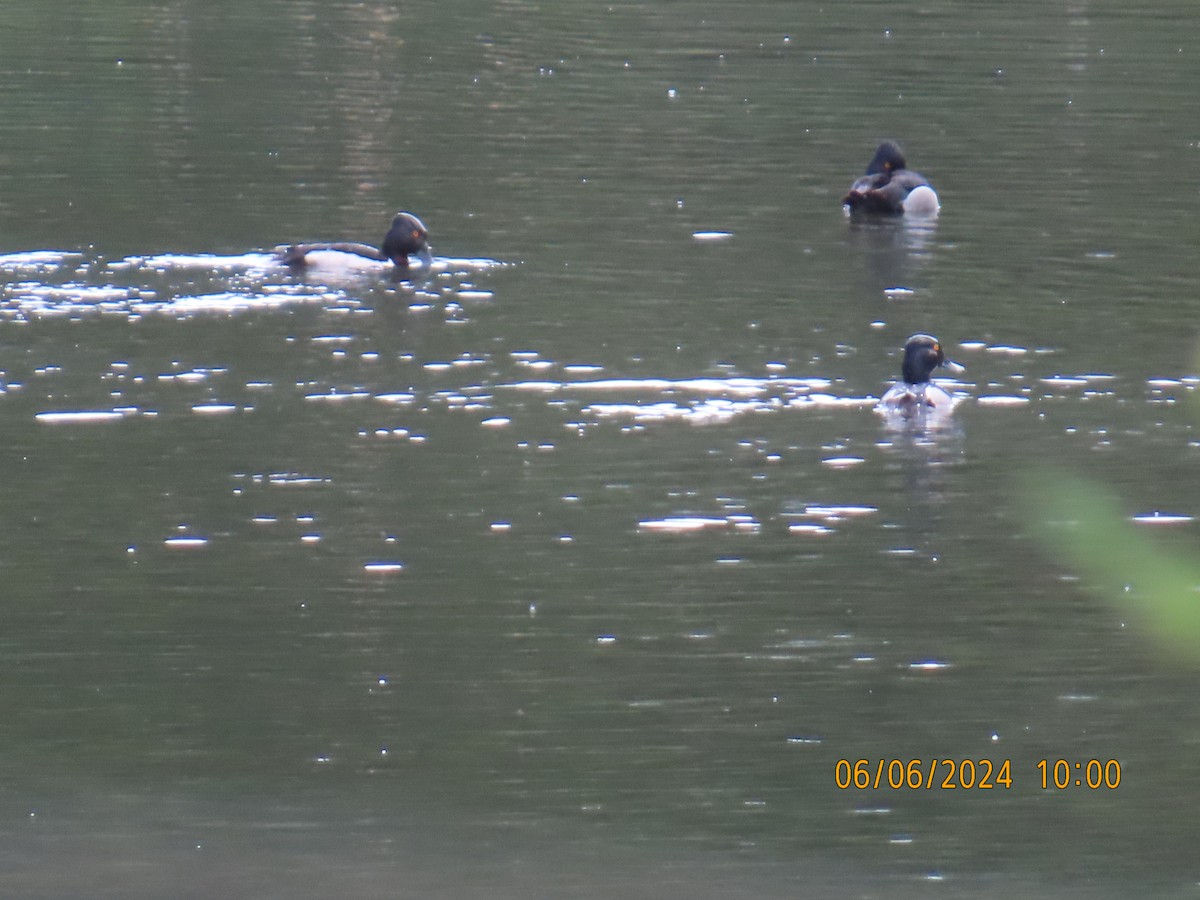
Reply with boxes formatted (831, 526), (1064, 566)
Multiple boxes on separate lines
(280, 212), (432, 271)
(843, 143), (939, 216)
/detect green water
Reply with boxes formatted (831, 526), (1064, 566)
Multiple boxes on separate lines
(1, 1), (1198, 896)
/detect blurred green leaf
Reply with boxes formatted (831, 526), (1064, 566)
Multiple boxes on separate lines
(1024, 470), (1200, 661)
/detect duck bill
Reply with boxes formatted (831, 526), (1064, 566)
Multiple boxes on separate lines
(940, 359), (965, 375)
(414, 244), (434, 269)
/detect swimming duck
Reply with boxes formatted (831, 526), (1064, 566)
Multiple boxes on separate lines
(877, 333), (963, 417)
(278, 212), (432, 272)
(843, 143), (939, 217)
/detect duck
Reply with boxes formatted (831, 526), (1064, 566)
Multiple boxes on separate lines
(843, 142), (939, 217)
(877, 334), (963, 418)
(278, 212), (432, 272)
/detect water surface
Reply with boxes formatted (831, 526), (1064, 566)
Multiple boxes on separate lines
(1, 1), (1198, 897)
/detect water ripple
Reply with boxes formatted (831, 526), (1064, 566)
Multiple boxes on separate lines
(0, 250), (505, 320)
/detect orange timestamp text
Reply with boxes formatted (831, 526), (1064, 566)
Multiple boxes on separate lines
(834, 758), (1123, 790)
(835, 758), (1012, 790)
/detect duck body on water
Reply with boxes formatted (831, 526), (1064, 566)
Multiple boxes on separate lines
(277, 212), (432, 274)
(877, 334), (964, 421)
(843, 142), (939, 217)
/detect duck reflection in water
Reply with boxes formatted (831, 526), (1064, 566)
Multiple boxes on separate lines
(877, 334), (966, 431)
(277, 211), (433, 280)
(875, 334), (968, 548)
(845, 216), (940, 302)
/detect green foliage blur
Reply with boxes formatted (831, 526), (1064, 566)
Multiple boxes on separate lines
(1027, 470), (1200, 663)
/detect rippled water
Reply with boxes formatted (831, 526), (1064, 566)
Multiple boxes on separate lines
(1, 1), (1199, 897)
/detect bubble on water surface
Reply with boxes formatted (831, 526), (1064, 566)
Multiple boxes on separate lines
(788, 524), (835, 536)
(802, 505), (879, 520)
(36, 410), (136, 424)
(262, 473), (331, 487)
(500, 375), (868, 425)
(1131, 512), (1194, 525)
(976, 395), (1030, 407)
(375, 393), (416, 406)
(0, 250), (82, 270)
(3, 252), (505, 320)
(112, 252), (277, 272)
(304, 389), (371, 403)
(1040, 376), (1089, 387)
(163, 537), (209, 549)
(821, 457), (865, 468)
(637, 516), (733, 533)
